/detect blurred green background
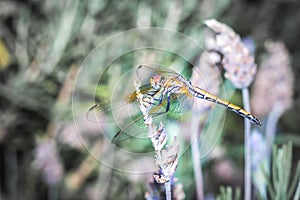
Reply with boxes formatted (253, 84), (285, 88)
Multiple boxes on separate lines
(1, 0), (300, 199)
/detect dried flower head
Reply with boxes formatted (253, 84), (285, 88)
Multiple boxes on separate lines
(154, 137), (179, 184)
(205, 19), (257, 89)
(251, 41), (294, 117)
(149, 122), (168, 151)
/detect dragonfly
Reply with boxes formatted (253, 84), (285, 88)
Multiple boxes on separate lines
(87, 65), (262, 144)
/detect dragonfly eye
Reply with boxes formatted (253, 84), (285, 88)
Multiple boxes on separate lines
(150, 75), (163, 90)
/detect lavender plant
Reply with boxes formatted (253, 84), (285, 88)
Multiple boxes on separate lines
(252, 41), (294, 151)
(267, 143), (300, 200)
(216, 186), (241, 200)
(205, 19), (258, 200)
(250, 41), (294, 198)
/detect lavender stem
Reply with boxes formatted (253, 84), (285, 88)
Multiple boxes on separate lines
(242, 88), (252, 200)
(165, 181), (172, 200)
(191, 116), (205, 200)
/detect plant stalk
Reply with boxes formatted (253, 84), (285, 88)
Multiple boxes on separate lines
(191, 116), (205, 200)
(165, 181), (172, 200)
(242, 88), (252, 200)
(265, 107), (281, 155)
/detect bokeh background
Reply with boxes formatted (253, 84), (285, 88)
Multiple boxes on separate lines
(1, 0), (300, 199)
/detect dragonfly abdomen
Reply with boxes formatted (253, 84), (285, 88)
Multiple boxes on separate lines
(226, 102), (262, 126)
(192, 86), (262, 126)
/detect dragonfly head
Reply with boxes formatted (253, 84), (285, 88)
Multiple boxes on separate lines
(150, 74), (164, 90)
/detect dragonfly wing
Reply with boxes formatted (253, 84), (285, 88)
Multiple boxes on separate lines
(169, 93), (194, 115)
(112, 106), (169, 145)
(86, 98), (141, 123)
(136, 64), (178, 83)
(111, 115), (147, 144)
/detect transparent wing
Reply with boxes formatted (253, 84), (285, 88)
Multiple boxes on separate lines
(169, 92), (194, 115)
(135, 64), (179, 83)
(111, 93), (194, 145)
(111, 115), (148, 145)
(112, 113), (171, 145)
(86, 99), (141, 123)
(111, 96), (169, 142)
(86, 83), (154, 123)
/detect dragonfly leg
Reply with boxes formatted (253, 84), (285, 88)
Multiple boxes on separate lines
(153, 97), (163, 104)
(165, 85), (181, 113)
(151, 87), (165, 106)
(166, 93), (171, 112)
(147, 92), (171, 118)
(152, 89), (172, 115)
(158, 87), (166, 104)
